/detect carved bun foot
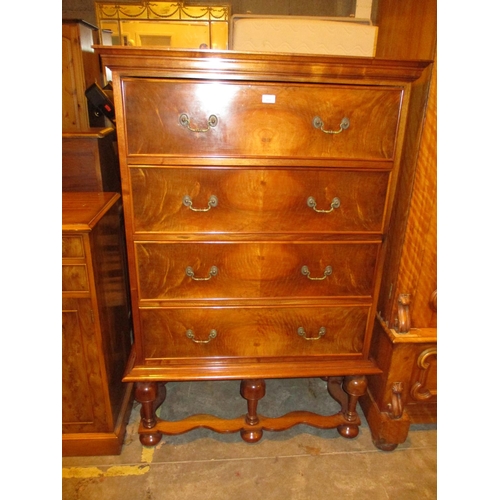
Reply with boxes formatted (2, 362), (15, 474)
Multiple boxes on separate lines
(338, 424), (359, 439)
(373, 438), (399, 452)
(240, 428), (263, 443)
(139, 432), (163, 447)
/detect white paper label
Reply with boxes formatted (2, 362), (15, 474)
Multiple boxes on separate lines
(262, 94), (276, 104)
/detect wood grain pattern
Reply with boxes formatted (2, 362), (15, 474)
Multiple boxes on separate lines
(130, 167), (390, 235)
(397, 61), (437, 328)
(96, 46), (430, 84)
(359, 1), (437, 446)
(62, 21), (104, 131)
(140, 305), (369, 359)
(62, 236), (85, 258)
(135, 241), (380, 300)
(373, 0), (437, 61)
(377, 62), (437, 330)
(62, 300), (108, 432)
(62, 265), (89, 292)
(123, 79), (403, 160)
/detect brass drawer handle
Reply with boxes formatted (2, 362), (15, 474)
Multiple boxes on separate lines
(179, 113), (218, 132)
(183, 194), (218, 212)
(312, 116), (350, 134)
(186, 265), (218, 281)
(186, 329), (217, 344)
(301, 265), (332, 281)
(297, 327), (326, 341)
(307, 196), (340, 213)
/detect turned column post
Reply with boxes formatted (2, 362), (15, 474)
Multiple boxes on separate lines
(135, 382), (166, 447)
(338, 375), (367, 438)
(240, 379), (266, 443)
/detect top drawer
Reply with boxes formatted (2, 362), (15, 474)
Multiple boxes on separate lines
(122, 79), (403, 160)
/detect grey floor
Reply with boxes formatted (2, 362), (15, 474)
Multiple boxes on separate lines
(62, 378), (437, 499)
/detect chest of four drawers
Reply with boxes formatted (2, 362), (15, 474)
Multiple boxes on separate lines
(120, 78), (402, 366)
(96, 48), (428, 445)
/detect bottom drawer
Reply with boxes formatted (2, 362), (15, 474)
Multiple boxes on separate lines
(141, 306), (369, 359)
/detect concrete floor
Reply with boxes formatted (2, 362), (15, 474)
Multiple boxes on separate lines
(62, 378), (437, 499)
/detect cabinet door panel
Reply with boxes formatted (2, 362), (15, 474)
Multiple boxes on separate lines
(62, 299), (110, 433)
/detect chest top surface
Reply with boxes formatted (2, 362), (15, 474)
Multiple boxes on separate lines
(62, 192), (120, 231)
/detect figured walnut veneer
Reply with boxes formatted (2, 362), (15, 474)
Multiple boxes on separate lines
(123, 80), (402, 159)
(95, 47), (429, 446)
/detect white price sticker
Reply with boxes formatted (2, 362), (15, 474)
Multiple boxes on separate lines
(262, 94), (276, 104)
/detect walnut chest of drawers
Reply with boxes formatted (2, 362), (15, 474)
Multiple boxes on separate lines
(96, 47), (428, 446)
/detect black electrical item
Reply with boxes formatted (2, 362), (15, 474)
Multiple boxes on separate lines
(85, 82), (116, 123)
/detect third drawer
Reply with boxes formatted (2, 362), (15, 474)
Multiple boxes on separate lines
(135, 241), (381, 300)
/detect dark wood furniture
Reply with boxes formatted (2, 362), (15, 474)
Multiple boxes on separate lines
(358, 0), (437, 450)
(62, 192), (133, 456)
(96, 46), (428, 446)
(62, 127), (121, 192)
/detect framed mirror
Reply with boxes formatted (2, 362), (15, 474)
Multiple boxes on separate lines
(95, 1), (230, 49)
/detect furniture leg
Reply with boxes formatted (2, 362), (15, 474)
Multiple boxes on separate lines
(331, 375), (367, 438)
(135, 381), (166, 446)
(240, 379), (266, 443)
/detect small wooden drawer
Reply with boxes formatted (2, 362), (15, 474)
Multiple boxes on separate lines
(141, 305), (369, 359)
(62, 236), (85, 258)
(130, 167), (390, 234)
(123, 79), (402, 160)
(136, 242), (380, 300)
(62, 265), (89, 292)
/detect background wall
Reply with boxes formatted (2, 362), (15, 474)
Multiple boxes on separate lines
(62, 0), (364, 27)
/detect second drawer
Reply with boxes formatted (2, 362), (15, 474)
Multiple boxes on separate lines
(136, 241), (380, 300)
(130, 167), (391, 234)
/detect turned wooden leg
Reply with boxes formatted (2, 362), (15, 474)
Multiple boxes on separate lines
(135, 382), (166, 447)
(338, 375), (367, 439)
(327, 376), (348, 412)
(240, 379), (266, 443)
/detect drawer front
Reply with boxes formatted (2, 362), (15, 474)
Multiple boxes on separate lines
(130, 168), (390, 234)
(141, 306), (369, 359)
(62, 265), (89, 292)
(136, 242), (379, 300)
(123, 79), (402, 160)
(62, 236), (85, 258)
